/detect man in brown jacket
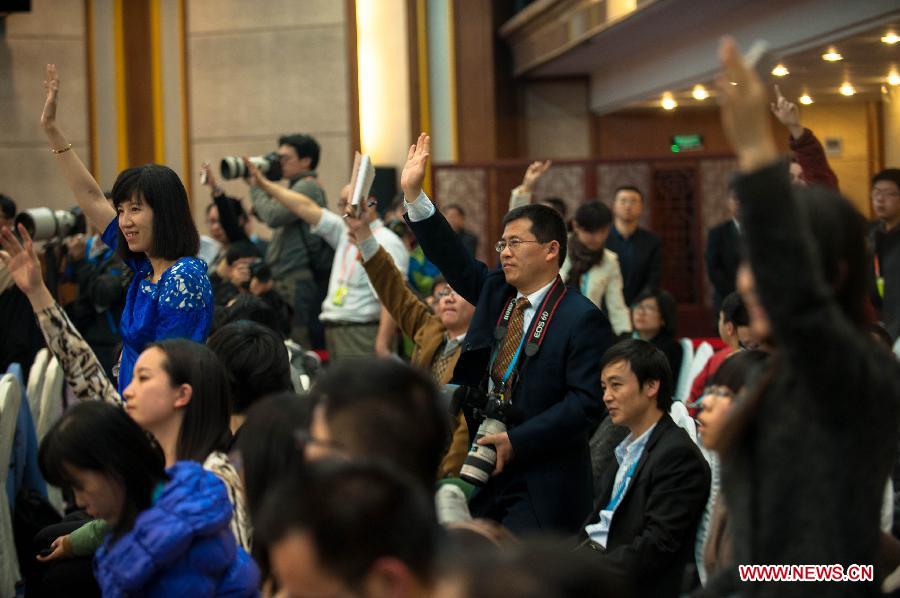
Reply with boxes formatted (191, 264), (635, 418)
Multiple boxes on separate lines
(346, 208), (474, 477)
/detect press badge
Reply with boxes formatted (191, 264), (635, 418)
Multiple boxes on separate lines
(332, 284), (349, 306)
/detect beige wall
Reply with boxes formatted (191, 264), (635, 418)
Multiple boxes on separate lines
(523, 79), (591, 159)
(798, 101), (873, 216)
(885, 87), (900, 171)
(186, 0), (354, 231)
(0, 0), (90, 212)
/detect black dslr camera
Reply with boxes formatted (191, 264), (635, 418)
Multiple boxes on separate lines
(449, 386), (517, 486)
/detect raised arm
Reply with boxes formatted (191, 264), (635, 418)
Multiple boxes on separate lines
(770, 85), (838, 189)
(40, 64), (116, 231)
(245, 159), (324, 227)
(346, 209), (436, 341)
(509, 160), (551, 211)
(401, 134), (489, 305)
(1, 225), (120, 406)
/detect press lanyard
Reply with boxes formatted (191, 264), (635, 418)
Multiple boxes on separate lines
(337, 246), (359, 284)
(604, 457), (640, 511)
(489, 276), (568, 393)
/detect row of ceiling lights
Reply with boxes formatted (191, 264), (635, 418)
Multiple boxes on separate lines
(660, 29), (900, 110)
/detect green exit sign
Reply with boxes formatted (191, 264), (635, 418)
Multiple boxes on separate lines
(670, 134), (704, 153)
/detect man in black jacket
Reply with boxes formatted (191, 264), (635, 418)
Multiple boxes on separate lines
(402, 134), (613, 534)
(582, 340), (710, 597)
(706, 190), (742, 316)
(605, 186), (661, 306)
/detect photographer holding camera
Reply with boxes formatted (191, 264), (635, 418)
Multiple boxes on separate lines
(401, 134), (614, 534)
(230, 134), (332, 348)
(62, 228), (131, 379)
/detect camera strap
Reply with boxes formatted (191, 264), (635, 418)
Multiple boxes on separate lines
(489, 276), (568, 396)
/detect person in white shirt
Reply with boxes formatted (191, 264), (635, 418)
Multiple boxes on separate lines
(244, 161), (408, 361)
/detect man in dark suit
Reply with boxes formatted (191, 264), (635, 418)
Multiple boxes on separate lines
(706, 190), (742, 316)
(401, 134), (613, 534)
(605, 186), (661, 306)
(582, 340), (710, 597)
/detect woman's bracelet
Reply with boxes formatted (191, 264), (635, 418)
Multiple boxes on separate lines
(51, 143), (73, 154)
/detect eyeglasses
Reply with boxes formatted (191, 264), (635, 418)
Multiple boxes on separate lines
(686, 385), (735, 411)
(495, 239), (541, 253)
(276, 153), (295, 163)
(872, 188), (900, 199)
(434, 288), (458, 299)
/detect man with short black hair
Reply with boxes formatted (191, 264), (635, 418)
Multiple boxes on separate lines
(305, 358), (451, 492)
(206, 320), (294, 433)
(443, 203), (478, 257)
(582, 339), (710, 597)
(401, 134), (612, 534)
(256, 460), (440, 598)
(246, 133), (332, 347)
(870, 168), (900, 340)
(605, 186), (661, 306)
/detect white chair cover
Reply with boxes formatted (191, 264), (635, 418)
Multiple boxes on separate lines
(36, 356), (64, 443)
(36, 357), (66, 513)
(673, 338), (695, 402)
(0, 374), (23, 594)
(26, 348), (50, 423)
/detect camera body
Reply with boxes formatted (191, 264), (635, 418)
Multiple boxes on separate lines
(15, 207), (86, 242)
(219, 152), (283, 181)
(457, 388), (516, 487)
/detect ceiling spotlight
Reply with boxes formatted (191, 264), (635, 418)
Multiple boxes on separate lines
(771, 64), (789, 77)
(882, 32), (900, 45)
(692, 84), (709, 100)
(888, 67), (900, 86)
(839, 81), (856, 96)
(822, 47), (843, 62)
(661, 92), (677, 110)
(799, 93), (814, 105)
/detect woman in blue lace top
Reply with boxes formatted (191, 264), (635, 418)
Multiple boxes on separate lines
(40, 64), (213, 392)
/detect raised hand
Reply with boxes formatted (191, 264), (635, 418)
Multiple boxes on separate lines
(41, 63), (60, 130)
(241, 157), (266, 189)
(522, 160), (551, 192)
(342, 199), (374, 245)
(200, 161), (219, 190)
(715, 37), (778, 173)
(770, 84), (803, 139)
(400, 133), (430, 202)
(0, 224), (45, 296)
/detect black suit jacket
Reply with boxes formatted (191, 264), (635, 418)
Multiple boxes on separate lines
(407, 209), (613, 533)
(605, 227), (661, 306)
(457, 229), (478, 258)
(706, 220), (741, 310)
(586, 413), (711, 597)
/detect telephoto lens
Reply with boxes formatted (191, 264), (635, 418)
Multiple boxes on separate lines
(459, 417), (507, 486)
(15, 207), (85, 242)
(219, 151), (283, 181)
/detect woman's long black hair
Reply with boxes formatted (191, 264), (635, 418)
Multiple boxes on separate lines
(39, 402), (167, 536)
